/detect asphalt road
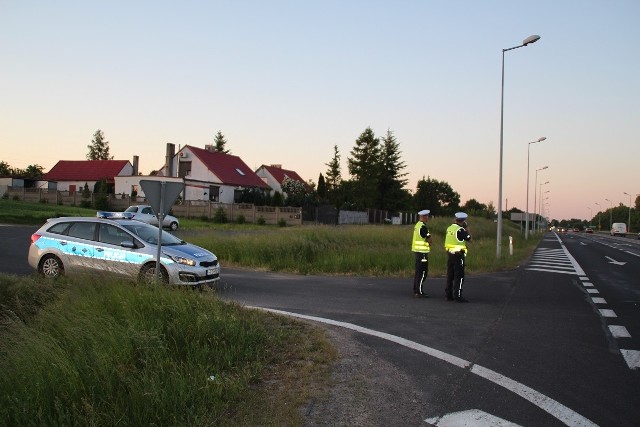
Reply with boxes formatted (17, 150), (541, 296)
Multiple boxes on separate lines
(3, 225), (639, 426)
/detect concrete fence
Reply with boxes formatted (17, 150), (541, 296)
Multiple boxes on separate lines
(3, 187), (302, 226)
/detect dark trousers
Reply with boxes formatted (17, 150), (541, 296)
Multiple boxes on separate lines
(446, 252), (465, 299)
(413, 252), (429, 294)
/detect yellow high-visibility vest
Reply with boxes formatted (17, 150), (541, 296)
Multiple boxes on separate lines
(412, 221), (430, 253)
(445, 223), (468, 254)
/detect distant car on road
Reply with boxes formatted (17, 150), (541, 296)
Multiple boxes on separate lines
(585, 227), (593, 233)
(105, 205), (180, 230)
(610, 223), (627, 237)
(28, 216), (219, 287)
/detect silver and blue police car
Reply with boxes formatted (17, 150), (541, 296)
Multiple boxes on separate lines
(28, 216), (220, 287)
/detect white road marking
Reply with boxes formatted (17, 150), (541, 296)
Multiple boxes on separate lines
(599, 309), (617, 318)
(591, 297), (607, 304)
(582, 282), (594, 287)
(586, 289), (599, 294)
(620, 350), (640, 370)
(471, 365), (598, 427)
(609, 325), (631, 338)
(425, 409), (522, 426)
(254, 307), (598, 427)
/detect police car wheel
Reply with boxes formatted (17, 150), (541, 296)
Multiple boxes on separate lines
(40, 255), (64, 279)
(169, 221), (179, 231)
(139, 263), (169, 284)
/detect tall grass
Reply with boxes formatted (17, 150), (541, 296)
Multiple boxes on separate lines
(0, 277), (334, 426)
(0, 199), (96, 225)
(185, 217), (541, 276)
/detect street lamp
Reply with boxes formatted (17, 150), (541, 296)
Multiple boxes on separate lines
(623, 192), (632, 232)
(497, 34), (542, 257)
(539, 188), (549, 232)
(533, 167), (548, 233)
(595, 202), (601, 230)
(605, 198), (613, 230)
(526, 136), (547, 240)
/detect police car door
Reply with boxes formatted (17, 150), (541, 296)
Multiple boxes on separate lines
(63, 221), (97, 273)
(95, 223), (144, 277)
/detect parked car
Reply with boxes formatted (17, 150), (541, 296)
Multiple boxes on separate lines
(610, 223), (627, 237)
(28, 216), (220, 287)
(98, 205), (180, 230)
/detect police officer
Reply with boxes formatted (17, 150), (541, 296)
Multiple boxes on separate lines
(444, 212), (472, 302)
(412, 209), (432, 297)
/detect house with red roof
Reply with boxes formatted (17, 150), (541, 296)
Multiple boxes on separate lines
(255, 164), (311, 195)
(44, 160), (133, 193)
(116, 144), (270, 203)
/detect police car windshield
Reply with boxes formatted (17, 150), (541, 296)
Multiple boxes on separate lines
(121, 223), (184, 246)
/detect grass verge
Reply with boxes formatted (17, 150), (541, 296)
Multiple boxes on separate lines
(0, 275), (336, 426)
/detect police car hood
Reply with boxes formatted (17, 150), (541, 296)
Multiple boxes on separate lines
(162, 243), (216, 261)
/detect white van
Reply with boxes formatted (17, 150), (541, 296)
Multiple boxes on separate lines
(610, 223), (627, 237)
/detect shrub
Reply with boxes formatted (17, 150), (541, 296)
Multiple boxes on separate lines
(94, 196), (109, 211)
(257, 216), (266, 225)
(278, 218), (287, 227)
(213, 207), (227, 223)
(12, 194), (20, 201)
(236, 214), (246, 224)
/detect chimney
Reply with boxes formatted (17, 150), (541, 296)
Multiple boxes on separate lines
(205, 144), (215, 152)
(271, 164), (282, 169)
(166, 143), (175, 177)
(132, 156), (139, 176)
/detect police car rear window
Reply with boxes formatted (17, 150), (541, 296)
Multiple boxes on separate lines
(47, 222), (71, 235)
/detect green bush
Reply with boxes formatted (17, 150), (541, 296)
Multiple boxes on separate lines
(278, 218), (287, 227)
(257, 216), (266, 225)
(213, 207), (227, 223)
(12, 194), (20, 201)
(237, 214), (246, 224)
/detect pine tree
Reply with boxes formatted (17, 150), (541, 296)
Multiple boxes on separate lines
(86, 130), (113, 160)
(378, 129), (409, 211)
(325, 145), (343, 208)
(213, 130), (230, 153)
(347, 127), (380, 209)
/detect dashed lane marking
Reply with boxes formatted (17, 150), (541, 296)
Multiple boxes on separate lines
(621, 350), (640, 370)
(599, 309), (617, 318)
(609, 325), (631, 338)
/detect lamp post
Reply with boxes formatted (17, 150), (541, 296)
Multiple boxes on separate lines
(497, 34), (542, 257)
(525, 136), (546, 240)
(623, 192), (632, 232)
(605, 198), (613, 230)
(587, 206), (592, 227)
(595, 202), (601, 231)
(539, 188), (549, 232)
(533, 167), (548, 233)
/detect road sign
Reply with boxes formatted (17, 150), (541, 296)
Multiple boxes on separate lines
(139, 179), (185, 282)
(140, 179), (184, 215)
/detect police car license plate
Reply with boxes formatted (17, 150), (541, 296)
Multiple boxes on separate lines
(206, 269), (214, 276)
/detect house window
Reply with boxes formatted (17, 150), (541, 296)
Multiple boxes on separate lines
(178, 161), (192, 178)
(209, 186), (220, 202)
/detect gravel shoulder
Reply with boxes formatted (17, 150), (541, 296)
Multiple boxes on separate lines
(302, 324), (432, 426)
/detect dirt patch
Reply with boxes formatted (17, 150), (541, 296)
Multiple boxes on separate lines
(303, 325), (430, 426)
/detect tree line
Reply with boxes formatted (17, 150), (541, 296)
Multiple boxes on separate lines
(5, 127), (500, 218)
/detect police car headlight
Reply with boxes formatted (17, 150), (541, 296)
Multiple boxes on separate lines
(169, 255), (196, 266)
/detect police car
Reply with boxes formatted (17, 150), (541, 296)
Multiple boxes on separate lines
(28, 216), (220, 287)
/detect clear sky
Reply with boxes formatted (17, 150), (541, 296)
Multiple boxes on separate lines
(1, 1), (638, 221)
